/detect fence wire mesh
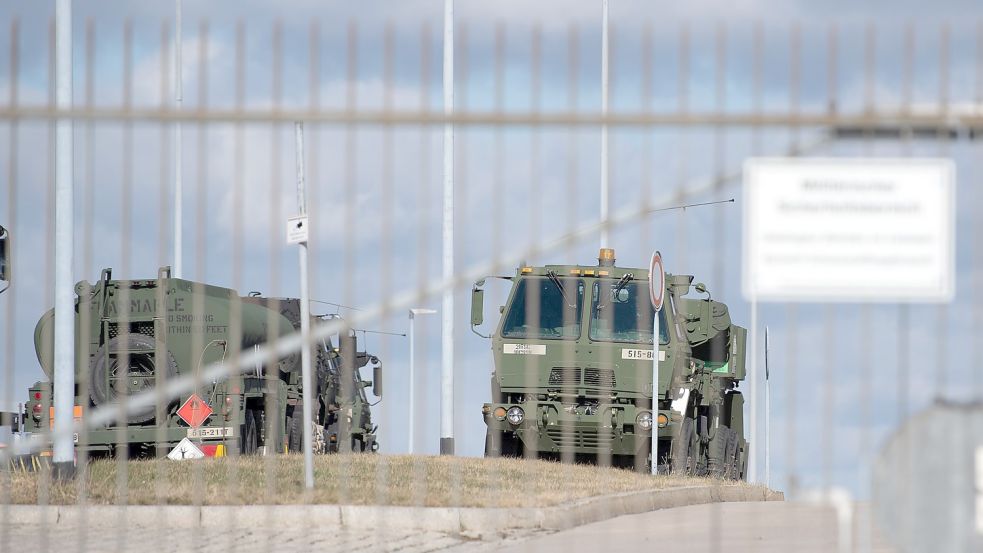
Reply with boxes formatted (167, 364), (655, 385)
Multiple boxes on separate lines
(0, 11), (982, 553)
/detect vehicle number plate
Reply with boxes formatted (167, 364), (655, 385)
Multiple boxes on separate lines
(621, 348), (665, 361)
(503, 344), (546, 355)
(187, 427), (234, 439)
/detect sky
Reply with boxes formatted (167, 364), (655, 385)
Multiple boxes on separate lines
(1, 0), (982, 501)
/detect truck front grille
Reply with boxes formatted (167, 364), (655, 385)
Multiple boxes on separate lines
(583, 368), (616, 388)
(546, 427), (616, 449)
(548, 367), (581, 386)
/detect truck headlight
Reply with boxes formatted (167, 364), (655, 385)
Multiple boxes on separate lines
(636, 411), (653, 431)
(506, 406), (524, 426)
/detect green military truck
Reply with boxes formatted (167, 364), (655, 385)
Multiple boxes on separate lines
(24, 266), (381, 458)
(471, 248), (748, 478)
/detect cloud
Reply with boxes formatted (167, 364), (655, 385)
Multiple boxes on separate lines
(2, 3), (982, 502)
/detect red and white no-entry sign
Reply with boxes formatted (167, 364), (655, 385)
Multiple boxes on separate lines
(649, 251), (665, 312)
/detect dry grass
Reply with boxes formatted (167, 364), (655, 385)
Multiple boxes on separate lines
(4, 454), (755, 508)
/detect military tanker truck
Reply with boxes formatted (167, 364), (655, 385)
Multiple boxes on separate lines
(471, 248), (748, 478)
(24, 266), (381, 457)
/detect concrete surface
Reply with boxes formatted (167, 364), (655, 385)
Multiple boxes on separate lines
(3, 499), (900, 553)
(461, 501), (899, 553)
(2, 483), (782, 538)
(0, 522), (467, 553)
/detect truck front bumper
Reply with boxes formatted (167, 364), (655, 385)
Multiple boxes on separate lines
(482, 400), (677, 457)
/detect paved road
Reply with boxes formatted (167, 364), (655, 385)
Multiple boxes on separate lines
(0, 523), (467, 553)
(5, 502), (900, 552)
(456, 502), (898, 553)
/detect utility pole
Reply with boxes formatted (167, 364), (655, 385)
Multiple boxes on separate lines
(599, 0), (610, 248)
(440, 0), (455, 456)
(294, 122), (314, 489)
(52, 0), (76, 479)
(173, 0), (183, 278)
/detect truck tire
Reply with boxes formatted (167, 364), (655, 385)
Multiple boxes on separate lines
(484, 430), (520, 458)
(723, 429), (740, 480)
(241, 410), (259, 455)
(501, 432), (521, 457)
(708, 425), (734, 478)
(483, 430), (500, 457)
(89, 333), (177, 425)
(736, 438), (749, 480)
(288, 409), (303, 452)
(323, 421), (339, 453)
(707, 426), (739, 479)
(671, 417), (696, 475)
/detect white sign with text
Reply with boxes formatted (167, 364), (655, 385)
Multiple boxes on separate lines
(743, 158), (955, 303)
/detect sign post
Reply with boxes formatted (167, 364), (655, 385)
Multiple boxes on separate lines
(293, 122), (314, 490)
(765, 325), (771, 489)
(648, 251), (665, 475)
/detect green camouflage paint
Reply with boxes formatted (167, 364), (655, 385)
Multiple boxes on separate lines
(26, 266), (380, 457)
(472, 249), (748, 478)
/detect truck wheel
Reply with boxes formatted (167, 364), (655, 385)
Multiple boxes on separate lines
(484, 430), (520, 458)
(483, 430), (500, 457)
(241, 410), (259, 455)
(724, 429), (740, 480)
(288, 409), (304, 452)
(501, 432), (521, 458)
(671, 417), (696, 475)
(737, 439), (749, 480)
(323, 421), (340, 453)
(708, 425), (735, 478)
(89, 334), (178, 425)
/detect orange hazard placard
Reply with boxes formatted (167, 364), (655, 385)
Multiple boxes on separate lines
(177, 393), (212, 429)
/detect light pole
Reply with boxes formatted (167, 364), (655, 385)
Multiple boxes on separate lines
(408, 308), (436, 455)
(441, 0), (456, 456)
(52, 0), (76, 479)
(173, 0), (183, 278)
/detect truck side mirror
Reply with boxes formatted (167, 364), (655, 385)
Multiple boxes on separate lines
(0, 224), (9, 285)
(471, 286), (485, 327)
(372, 359), (382, 398)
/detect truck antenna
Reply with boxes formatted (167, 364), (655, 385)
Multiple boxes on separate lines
(646, 198), (735, 214)
(354, 328), (407, 338)
(311, 299), (362, 312)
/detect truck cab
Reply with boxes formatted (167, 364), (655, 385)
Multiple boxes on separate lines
(472, 248), (748, 478)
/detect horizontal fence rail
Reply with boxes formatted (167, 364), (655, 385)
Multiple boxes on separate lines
(1, 12), (981, 553)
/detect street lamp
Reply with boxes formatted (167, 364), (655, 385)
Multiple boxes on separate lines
(408, 308), (437, 454)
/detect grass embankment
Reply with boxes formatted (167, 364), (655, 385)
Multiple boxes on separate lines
(5, 454), (752, 507)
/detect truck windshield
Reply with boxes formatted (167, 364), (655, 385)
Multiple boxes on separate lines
(501, 277), (584, 340)
(589, 280), (670, 344)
